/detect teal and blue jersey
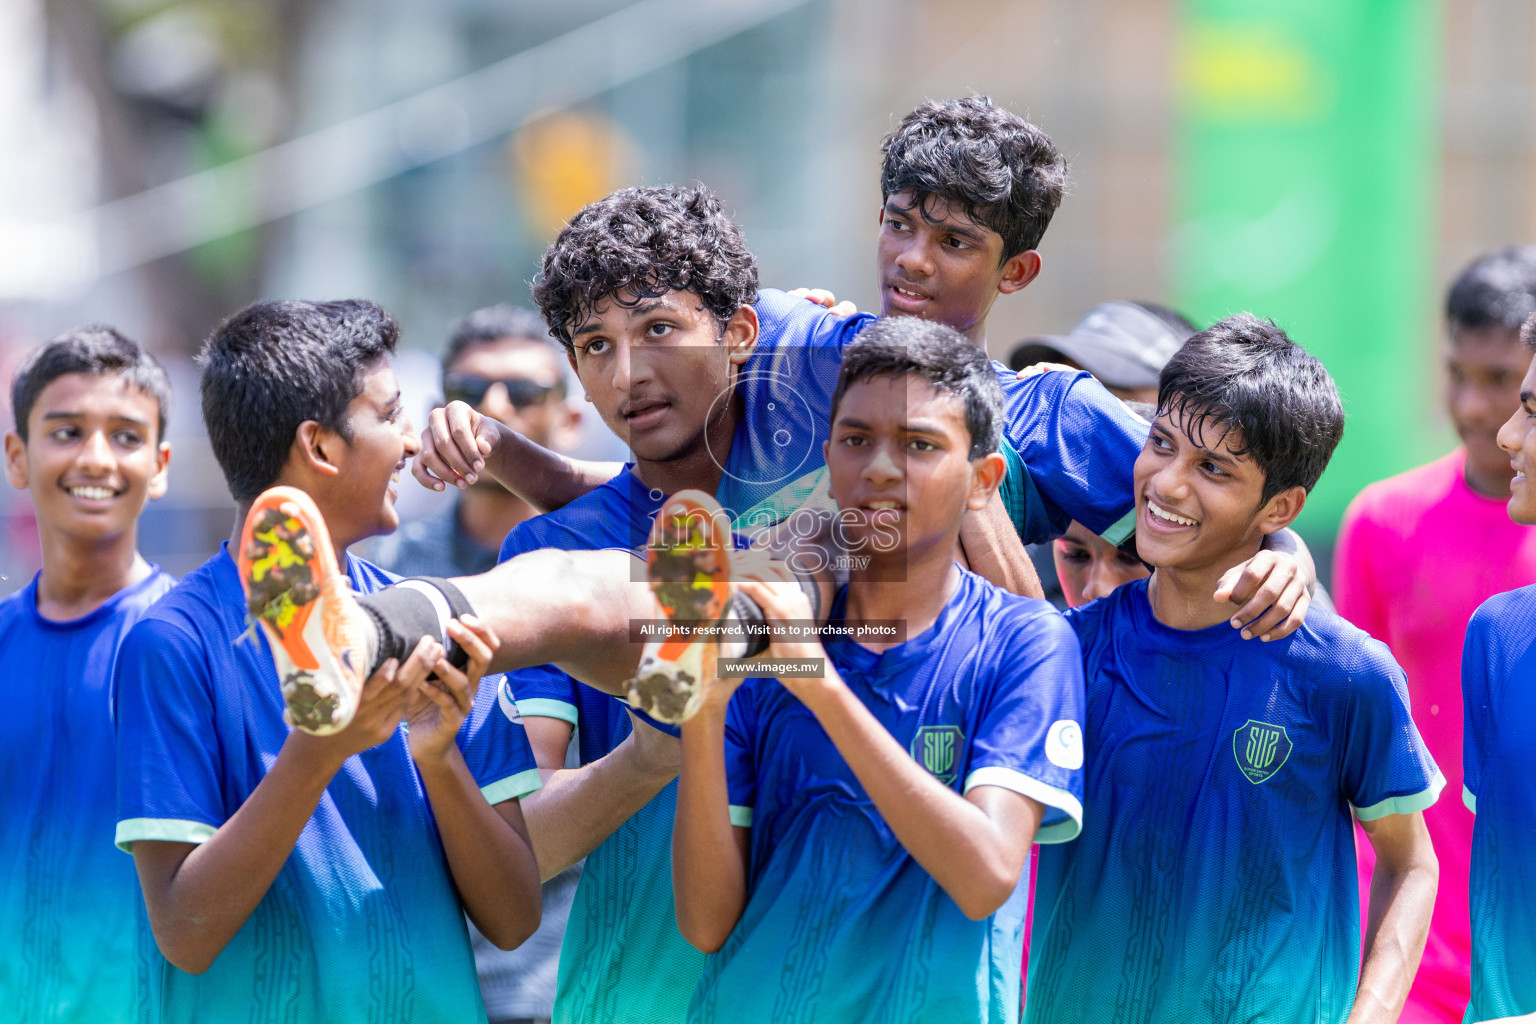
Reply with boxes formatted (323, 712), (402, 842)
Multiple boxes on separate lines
(499, 468), (703, 1024)
(1463, 584), (1536, 1022)
(692, 571), (1086, 1024)
(111, 545), (541, 1024)
(1027, 580), (1442, 1024)
(495, 288), (866, 1024)
(0, 568), (174, 1023)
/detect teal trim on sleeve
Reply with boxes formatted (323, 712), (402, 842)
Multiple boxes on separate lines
(1035, 818), (1082, 844)
(728, 805), (754, 827)
(516, 698), (580, 725)
(1099, 508), (1136, 548)
(996, 438), (1030, 538)
(1463, 783), (1477, 815)
(481, 768), (543, 806)
(115, 817), (217, 854)
(965, 766), (1083, 844)
(1353, 771), (1446, 821)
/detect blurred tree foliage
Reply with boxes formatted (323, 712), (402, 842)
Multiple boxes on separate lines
(42, 0), (305, 352)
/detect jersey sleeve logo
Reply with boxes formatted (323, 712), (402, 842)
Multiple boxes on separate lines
(911, 726), (964, 785)
(1046, 720), (1085, 770)
(1233, 720), (1291, 784)
(497, 678), (523, 724)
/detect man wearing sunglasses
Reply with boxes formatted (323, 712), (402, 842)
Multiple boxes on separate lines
(374, 304), (580, 582)
(369, 303), (581, 1024)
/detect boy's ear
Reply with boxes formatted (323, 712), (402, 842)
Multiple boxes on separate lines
(146, 441), (172, 501)
(1256, 485), (1307, 536)
(725, 304), (760, 366)
(966, 450), (1008, 511)
(293, 420), (343, 479)
(997, 251), (1042, 297)
(3, 431), (27, 490)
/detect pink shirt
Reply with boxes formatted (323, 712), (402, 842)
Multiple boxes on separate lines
(1334, 447), (1536, 1023)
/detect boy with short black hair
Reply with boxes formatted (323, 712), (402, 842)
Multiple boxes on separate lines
(0, 325), (174, 1023)
(112, 298), (543, 1023)
(672, 317), (1086, 1023)
(1460, 310), (1536, 1023)
(1027, 314), (1441, 1024)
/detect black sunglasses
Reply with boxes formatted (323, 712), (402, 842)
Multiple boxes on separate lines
(442, 374), (563, 409)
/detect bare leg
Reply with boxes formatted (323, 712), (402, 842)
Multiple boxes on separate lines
(447, 548), (657, 695)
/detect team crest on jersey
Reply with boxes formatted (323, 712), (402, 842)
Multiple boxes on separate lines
(911, 726), (964, 785)
(1233, 720), (1291, 784)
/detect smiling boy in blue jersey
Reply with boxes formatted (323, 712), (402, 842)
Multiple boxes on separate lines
(0, 327), (174, 1023)
(672, 317), (1084, 1024)
(1460, 314), (1536, 1024)
(1026, 315), (1441, 1024)
(111, 299), (543, 1024)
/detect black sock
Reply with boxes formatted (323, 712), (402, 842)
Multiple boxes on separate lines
(356, 577), (476, 676)
(733, 572), (823, 658)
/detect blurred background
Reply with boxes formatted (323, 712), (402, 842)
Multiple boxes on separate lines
(0, 0), (1509, 590)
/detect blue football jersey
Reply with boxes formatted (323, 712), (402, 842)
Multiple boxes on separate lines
(112, 545), (541, 1024)
(1027, 580), (1442, 1024)
(715, 288), (871, 521)
(691, 571), (1086, 1024)
(993, 367), (1147, 544)
(0, 568), (174, 1023)
(1463, 584), (1536, 1022)
(499, 468), (703, 1024)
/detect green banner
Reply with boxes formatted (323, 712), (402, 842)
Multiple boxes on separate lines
(1174, 0), (1442, 531)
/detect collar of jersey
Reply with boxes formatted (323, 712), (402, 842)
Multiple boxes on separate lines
(825, 568), (975, 676)
(1125, 578), (1249, 650)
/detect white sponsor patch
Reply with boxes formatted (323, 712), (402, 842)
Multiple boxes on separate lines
(497, 678), (522, 724)
(1046, 719), (1084, 770)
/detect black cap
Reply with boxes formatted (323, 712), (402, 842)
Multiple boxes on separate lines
(1008, 301), (1194, 388)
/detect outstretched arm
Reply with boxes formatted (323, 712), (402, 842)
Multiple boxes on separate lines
(133, 640), (437, 974)
(1350, 810), (1438, 1024)
(413, 400), (621, 513)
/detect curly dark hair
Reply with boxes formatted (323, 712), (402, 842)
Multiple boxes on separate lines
(532, 185), (759, 353)
(880, 96), (1067, 263)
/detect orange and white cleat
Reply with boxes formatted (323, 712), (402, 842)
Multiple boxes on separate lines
(628, 489), (734, 724)
(238, 486), (369, 735)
